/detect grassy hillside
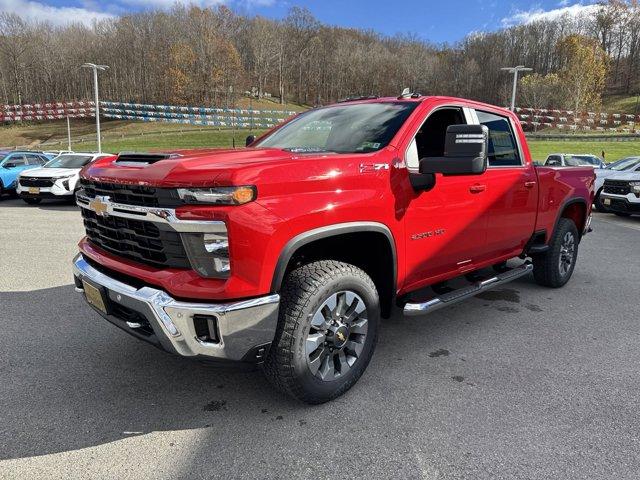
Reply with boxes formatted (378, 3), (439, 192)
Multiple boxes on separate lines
(527, 139), (639, 162)
(81, 128), (268, 153)
(0, 97), (306, 149)
(603, 94), (640, 115)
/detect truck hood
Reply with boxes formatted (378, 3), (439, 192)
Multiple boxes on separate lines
(605, 171), (640, 181)
(20, 167), (81, 178)
(82, 148), (301, 187)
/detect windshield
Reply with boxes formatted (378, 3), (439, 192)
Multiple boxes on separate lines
(0, 154), (6, 162)
(608, 157), (640, 171)
(566, 155), (600, 166)
(45, 154), (93, 169)
(255, 102), (419, 154)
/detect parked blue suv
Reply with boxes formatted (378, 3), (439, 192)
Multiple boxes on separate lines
(0, 151), (49, 198)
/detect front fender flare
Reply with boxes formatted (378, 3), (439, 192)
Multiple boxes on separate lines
(270, 221), (397, 293)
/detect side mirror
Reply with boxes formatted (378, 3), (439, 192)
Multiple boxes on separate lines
(245, 135), (256, 147)
(419, 124), (489, 176)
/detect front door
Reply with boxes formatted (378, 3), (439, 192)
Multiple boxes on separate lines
(401, 106), (490, 291)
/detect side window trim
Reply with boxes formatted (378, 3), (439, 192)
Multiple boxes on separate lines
(403, 104), (471, 172)
(472, 109), (525, 168)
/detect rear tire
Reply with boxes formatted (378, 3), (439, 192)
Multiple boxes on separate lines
(532, 218), (579, 288)
(263, 260), (379, 404)
(23, 197), (42, 205)
(614, 212), (631, 217)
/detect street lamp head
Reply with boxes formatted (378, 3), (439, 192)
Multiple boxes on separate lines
(81, 63), (109, 70)
(501, 66), (533, 73)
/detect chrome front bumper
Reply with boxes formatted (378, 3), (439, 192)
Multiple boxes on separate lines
(72, 254), (280, 362)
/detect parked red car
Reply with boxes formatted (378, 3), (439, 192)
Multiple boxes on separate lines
(72, 95), (595, 403)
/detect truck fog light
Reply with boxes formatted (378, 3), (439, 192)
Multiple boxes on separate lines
(181, 232), (230, 278)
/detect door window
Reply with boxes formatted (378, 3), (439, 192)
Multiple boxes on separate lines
(7, 155), (27, 167)
(26, 154), (44, 165)
(545, 155), (562, 166)
(405, 108), (466, 170)
(476, 110), (521, 167)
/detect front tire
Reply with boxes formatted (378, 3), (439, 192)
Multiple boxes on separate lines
(263, 260), (379, 404)
(593, 188), (607, 212)
(614, 212), (631, 217)
(532, 218), (579, 288)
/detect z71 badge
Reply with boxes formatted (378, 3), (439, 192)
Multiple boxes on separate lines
(411, 229), (445, 240)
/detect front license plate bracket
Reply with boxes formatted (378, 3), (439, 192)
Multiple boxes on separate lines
(82, 279), (110, 315)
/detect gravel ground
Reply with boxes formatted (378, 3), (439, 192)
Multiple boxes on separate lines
(1, 197), (639, 479)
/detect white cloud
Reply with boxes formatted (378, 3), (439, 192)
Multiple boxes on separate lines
(501, 2), (599, 27)
(0, 0), (116, 26)
(118, 0), (225, 8)
(0, 0), (275, 26)
(117, 0), (274, 8)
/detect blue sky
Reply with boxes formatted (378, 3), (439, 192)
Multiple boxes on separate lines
(0, 0), (598, 43)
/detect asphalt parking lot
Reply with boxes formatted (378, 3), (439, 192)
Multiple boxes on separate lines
(1, 197), (639, 479)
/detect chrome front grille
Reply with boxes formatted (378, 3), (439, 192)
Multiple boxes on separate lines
(80, 203), (190, 269)
(79, 179), (182, 208)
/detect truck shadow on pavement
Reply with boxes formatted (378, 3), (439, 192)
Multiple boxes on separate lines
(0, 275), (553, 462)
(0, 197), (77, 212)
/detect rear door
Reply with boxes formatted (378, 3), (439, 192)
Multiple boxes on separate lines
(471, 109), (538, 260)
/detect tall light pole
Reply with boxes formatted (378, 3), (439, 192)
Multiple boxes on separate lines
(501, 65), (532, 111)
(81, 63), (108, 153)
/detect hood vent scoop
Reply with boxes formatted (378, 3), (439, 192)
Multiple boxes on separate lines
(115, 152), (181, 166)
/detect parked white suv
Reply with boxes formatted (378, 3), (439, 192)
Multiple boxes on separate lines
(17, 152), (112, 204)
(600, 167), (640, 217)
(594, 156), (640, 212)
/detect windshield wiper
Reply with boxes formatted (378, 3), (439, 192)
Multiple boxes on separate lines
(283, 147), (333, 153)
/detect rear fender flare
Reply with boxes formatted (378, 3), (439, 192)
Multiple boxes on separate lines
(551, 197), (588, 241)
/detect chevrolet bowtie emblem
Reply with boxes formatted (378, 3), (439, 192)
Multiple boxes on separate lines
(89, 196), (111, 217)
(336, 331), (346, 342)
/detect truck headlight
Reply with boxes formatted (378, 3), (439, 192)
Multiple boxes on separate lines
(177, 186), (256, 205)
(630, 181), (640, 195)
(181, 232), (230, 278)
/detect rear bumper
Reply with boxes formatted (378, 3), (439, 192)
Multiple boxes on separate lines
(72, 254), (280, 362)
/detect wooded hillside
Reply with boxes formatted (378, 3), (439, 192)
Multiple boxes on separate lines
(0, 0), (638, 110)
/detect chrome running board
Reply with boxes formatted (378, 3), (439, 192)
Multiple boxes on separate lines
(403, 262), (533, 317)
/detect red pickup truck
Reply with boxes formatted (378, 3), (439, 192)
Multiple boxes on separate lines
(72, 95), (594, 404)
